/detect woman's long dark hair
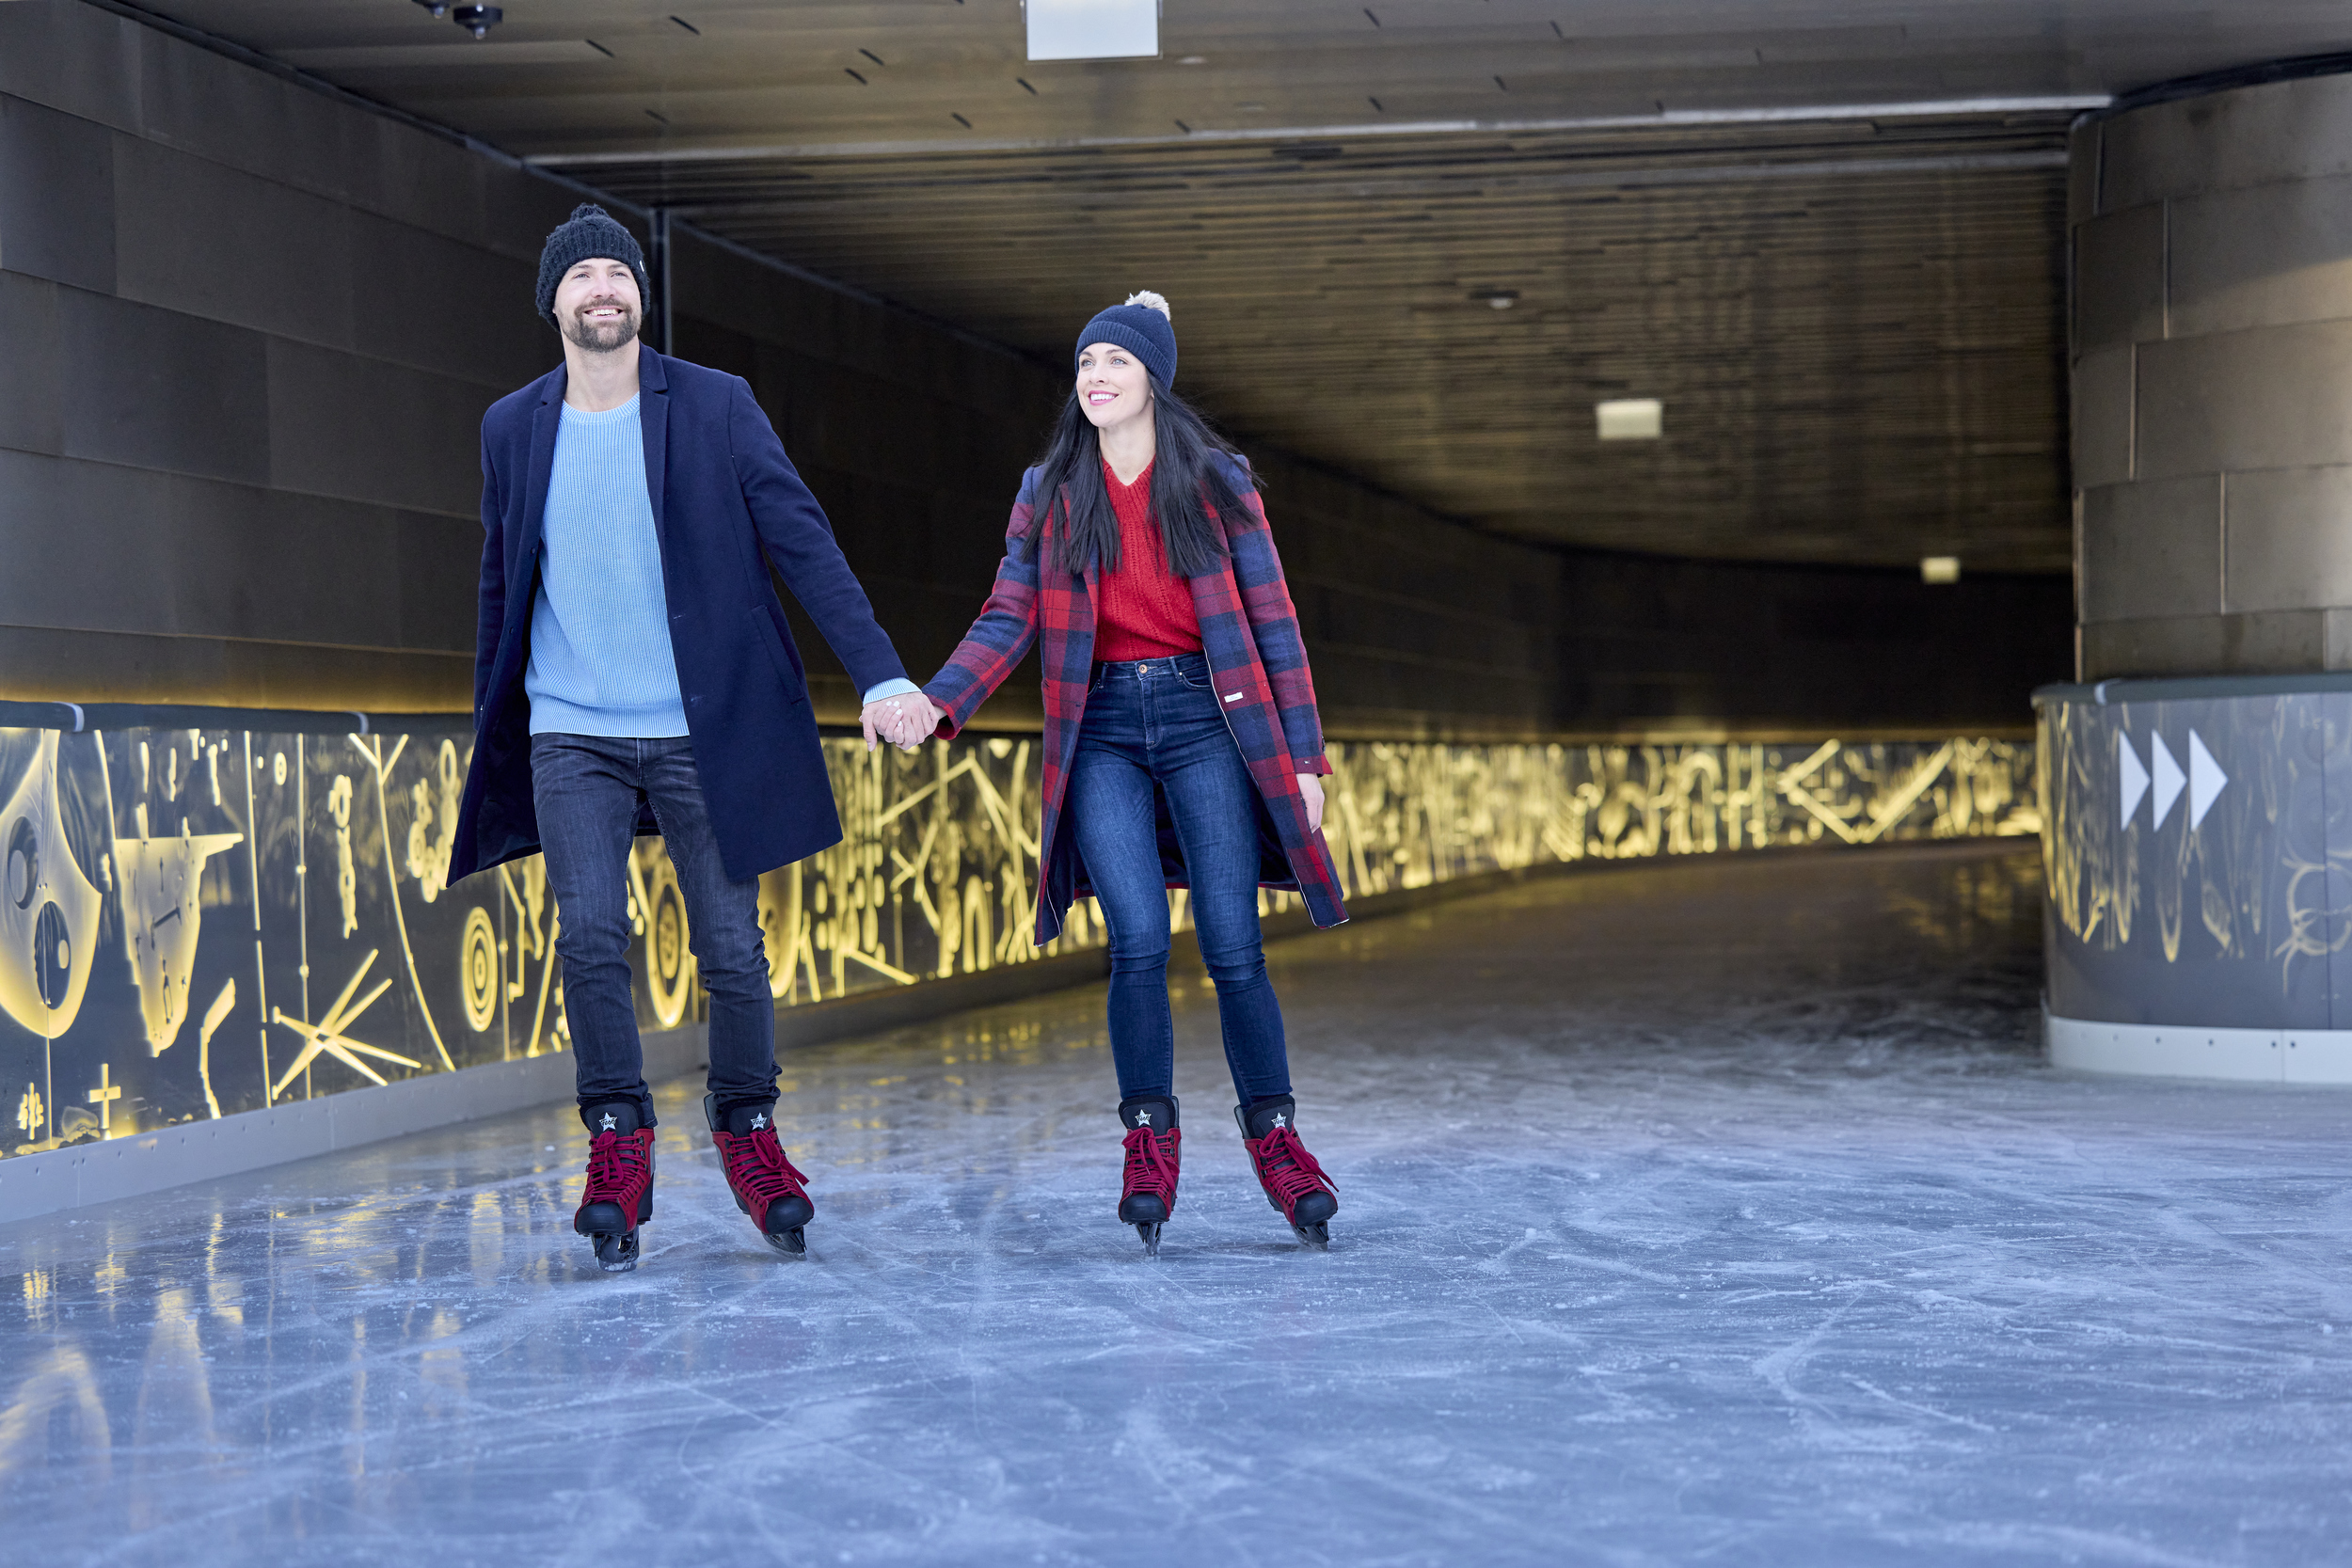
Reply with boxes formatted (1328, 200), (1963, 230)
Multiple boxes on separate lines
(1025, 377), (1260, 577)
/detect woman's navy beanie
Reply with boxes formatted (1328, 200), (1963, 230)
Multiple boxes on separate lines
(1075, 293), (1177, 388)
(535, 203), (651, 328)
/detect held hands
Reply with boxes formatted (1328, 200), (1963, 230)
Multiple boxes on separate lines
(862, 692), (946, 752)
(1297, 772), (1325, 835)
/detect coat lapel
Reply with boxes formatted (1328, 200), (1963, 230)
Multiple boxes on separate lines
(520, 363), (565, 557)
(637, 342), (671, 546)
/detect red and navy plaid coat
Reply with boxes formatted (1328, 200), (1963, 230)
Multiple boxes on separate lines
(923, 456), (1349, 944)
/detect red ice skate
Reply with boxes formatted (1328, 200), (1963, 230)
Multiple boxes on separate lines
(1236, 1095), (1338, 1250)
(1117, 1095), (1182, 1258)
(705, 1096), (816, 1257)
(574, 1100), (657, 1273)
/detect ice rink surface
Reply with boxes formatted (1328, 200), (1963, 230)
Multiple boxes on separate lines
(6, 845), (2351, 1567)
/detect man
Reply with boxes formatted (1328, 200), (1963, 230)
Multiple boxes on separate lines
(450, 204), (934, 1272)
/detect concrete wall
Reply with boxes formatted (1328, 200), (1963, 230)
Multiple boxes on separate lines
(2071, 71), (2352, 679)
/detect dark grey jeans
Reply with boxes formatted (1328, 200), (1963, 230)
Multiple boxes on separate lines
(529, 733), (775, 1127)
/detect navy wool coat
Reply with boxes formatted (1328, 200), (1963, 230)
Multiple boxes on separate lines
(450, 344), (907, 885)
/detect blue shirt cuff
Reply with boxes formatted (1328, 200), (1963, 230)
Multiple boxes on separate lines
(861, 677), (921, 705)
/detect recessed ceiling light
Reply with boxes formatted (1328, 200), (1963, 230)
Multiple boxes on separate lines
(1179, 55), (1207, 65)
(1596, 399), (1662, 440)
(1920, 556), (1962, 584)
(1484, 291), (1518, 310)
(1028, 0), (1157, 61)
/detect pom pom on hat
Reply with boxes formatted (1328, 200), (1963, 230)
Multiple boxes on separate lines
(1122, 291), (1171, 320)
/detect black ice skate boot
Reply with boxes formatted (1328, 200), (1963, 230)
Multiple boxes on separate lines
(1117, 1095), (1182, 1258)
(1236, 1095), (1338, 1250)
(574, 1100), (656, 1273)
(705, 1095), (816, 1257)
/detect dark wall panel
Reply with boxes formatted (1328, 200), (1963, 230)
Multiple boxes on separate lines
(0, 93), (111, 291)
(0, 269), (64, 454)
(113, 132), (358, 352)
(1557, 554), (2072, 732)
(0, 448), (469, 654)
(56, 286), (270, 485)
(263, 337), (494, 516)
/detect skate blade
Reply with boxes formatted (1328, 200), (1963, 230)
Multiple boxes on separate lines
(1292, 1222), (1329, 1251)
(762, 1227), (808, 1258)
(1134, 1222), (1164, 1258)
(591, 1230), (641, 1273)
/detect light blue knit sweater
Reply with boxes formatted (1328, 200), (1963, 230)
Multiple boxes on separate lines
(526, 397), (690, 737)
(525, 396), (917, 738)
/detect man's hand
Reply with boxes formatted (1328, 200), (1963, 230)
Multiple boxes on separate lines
(862, 692), (939, 752)
(1297, 772), (1325, 834)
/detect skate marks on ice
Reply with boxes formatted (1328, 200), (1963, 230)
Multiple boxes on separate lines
(4, 849), (2352, 1564)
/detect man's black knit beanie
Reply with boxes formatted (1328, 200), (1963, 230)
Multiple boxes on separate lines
(535, 203), (650, 329)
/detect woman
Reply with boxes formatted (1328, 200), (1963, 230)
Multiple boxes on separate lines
(915, 292), (1346, 1255)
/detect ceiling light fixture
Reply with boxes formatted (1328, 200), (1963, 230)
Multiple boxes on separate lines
(1920, 556), (1962, 584)
(411, 0), (448, 15)
(1027, 0), (1157, 62)
(452, 4), (501, 38)
(1484, 290), (1518, 310)
(1596, 399), (1663, 440)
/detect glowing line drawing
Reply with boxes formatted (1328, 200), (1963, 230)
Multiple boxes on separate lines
(349, 735), (454, 1071)
(0, 733), (104, 1042)
(240, 732), (272, 1098)
(118, 828), (245, 1052)
(267, 948), (420, 1097)
(195, 978), (233, 1118)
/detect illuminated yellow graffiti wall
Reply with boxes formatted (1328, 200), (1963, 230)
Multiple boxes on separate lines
(0, 716), (2031, 1159)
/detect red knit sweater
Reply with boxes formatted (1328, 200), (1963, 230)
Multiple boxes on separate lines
(1095, 461), (1202, 661)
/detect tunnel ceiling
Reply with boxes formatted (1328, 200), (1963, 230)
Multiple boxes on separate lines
(133, 0), (2352, 572)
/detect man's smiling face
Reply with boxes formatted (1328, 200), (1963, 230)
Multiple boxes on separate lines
(554, 257), (642, 354)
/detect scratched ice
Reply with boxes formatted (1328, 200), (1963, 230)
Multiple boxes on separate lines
(5, 846), (2350, 1566)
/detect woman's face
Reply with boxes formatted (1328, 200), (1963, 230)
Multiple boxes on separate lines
(1075, 342), (1153, 433)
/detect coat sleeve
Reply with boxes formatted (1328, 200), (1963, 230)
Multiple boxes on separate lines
(921, 473), (1044, 737)
(726, 378), (908, 694)
(1229, 483), (1331, 775)
(473, 427), (506, 722)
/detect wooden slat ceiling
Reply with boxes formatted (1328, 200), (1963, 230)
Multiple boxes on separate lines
(132, 0), (2352, 571)
(594, 116), (2077, 569)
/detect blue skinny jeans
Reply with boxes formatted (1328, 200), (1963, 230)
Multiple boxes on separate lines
(1067, 653), (1292, 1107)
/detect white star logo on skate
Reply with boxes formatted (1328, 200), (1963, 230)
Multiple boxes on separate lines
(1135, 1110), (1152, 1127)
(1272, 1113), (1286, 1130)
(751, 1113), (768, 1130)
(599, 1113), (617, 1132)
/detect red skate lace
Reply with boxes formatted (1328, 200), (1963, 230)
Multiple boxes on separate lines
(1121, 1126), (1182, 1209)
(582, 1129), (652, 1205)
(719, 1127), (811, 1210)
(1249, 1126), (1335, 1212)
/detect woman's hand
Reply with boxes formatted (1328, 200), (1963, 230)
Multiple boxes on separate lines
(862, 692), (939, 752)
(1296, 772), (1325, 834)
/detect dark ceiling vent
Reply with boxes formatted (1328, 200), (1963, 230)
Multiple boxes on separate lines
(1271, 142), (1344, 162)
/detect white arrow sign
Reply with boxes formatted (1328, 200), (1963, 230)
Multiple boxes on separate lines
(2119, 731), (2149, 826)
(2187, 728), (2229, 830)
(2151, 733), (2186, 830)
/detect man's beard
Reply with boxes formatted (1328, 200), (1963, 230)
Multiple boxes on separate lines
(562, 300), (640, 354)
